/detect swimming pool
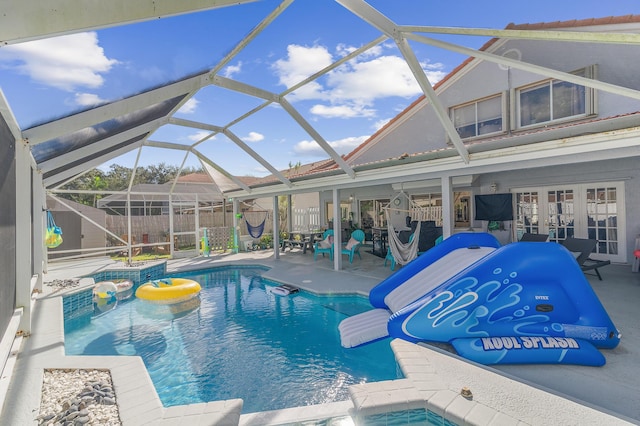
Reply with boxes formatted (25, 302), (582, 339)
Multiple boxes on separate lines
(64, 266), (402, 414)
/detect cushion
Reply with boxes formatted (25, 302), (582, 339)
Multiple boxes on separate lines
(345, 237), (359, 250)
(318, 235), (334, 248)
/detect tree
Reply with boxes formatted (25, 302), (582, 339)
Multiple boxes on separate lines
(56, 163), (205, 206)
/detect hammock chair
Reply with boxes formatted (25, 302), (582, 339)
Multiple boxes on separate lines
(384, 191), (425, 267)
(243, 209), (268, 239)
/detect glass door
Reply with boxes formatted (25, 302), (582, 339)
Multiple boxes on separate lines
(513, 182), (625, 262)
(546, 188), (576, 241)
(586, 185), (621, 259)
(514, 190), (540, 239)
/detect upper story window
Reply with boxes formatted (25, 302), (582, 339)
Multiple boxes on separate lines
(516, 66), (596, 128)
(452, 94), (504, 139)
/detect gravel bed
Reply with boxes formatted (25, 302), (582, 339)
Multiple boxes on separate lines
(44, 279), (82, 294)
(38, 369), (121, 426)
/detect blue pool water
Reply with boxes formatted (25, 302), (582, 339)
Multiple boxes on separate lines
(64, 266), (402, 413)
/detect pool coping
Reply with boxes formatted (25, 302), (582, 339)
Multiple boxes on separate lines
(2, 260), (637, 425)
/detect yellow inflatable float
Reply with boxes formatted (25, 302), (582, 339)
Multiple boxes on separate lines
(136, 278), (201, 304)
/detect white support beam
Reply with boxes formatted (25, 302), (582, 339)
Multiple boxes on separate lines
(222, 129), (293, 187)
(279, 98), (357, 178)
(395, 36), (470, 163)
(0, 0), (257, 45)
(192, 148), (252, 192)
(212, 75), (281, 103)
(168, 117), (224, 133)
(23, 74), (208, 145)
(145, 140), (192, 151)
(400, 25), (640, 45)
(169, 150), (192, 194)
(0, 91), (23, 141)
(208, 0), (295, 77)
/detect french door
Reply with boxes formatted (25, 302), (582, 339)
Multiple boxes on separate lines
(513, 182), (626, 262)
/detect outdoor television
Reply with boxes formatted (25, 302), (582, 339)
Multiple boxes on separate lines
(474, 193), (513, 221)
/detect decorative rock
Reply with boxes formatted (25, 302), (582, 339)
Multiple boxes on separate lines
(75, 415), (90, 424)
(38, 369), (121, 426)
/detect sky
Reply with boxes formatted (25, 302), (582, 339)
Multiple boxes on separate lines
(1, 0), (639, 178)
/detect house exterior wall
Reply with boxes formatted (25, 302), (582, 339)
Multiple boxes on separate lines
(473, 157), (640, 262)
(351, 34), (640, 167)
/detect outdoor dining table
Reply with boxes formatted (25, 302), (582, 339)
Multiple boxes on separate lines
(281, 232), (323, 254)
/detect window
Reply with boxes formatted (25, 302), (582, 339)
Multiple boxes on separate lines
(516, 66), (596, 128)
(452, 95), (504, 139)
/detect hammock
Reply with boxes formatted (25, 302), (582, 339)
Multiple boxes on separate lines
(244, 211), (268, 238)
(384, 189), (429, 266)
(385, 208), (420, 266)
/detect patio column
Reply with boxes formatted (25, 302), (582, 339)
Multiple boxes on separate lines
(32, 170), (45, 292)
(15, 139), (32, 332)
(286, 194), (293, 233)
(232, 198), (239, 253)
(273, 195), (280, 259)
(441, 175), (453, 238)
(332, 188), (343, 270)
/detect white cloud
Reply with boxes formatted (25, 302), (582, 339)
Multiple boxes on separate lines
(293, 135), (368, 157)
(373, 117), (392, 131)
(243, 132), (264, 143)
(188, 130), (215, 142)
(0, 32), (118, 91)
(327, 55), (420, 102)
(272, 43), (447, 119)
(224, 61), (242, 78)
(310, 104), (375, 119)
(74, 93), (107, 107)
(178, 98), (199, 114)
(273, 44), (333, 90)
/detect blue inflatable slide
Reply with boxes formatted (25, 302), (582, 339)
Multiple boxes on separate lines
(338, 233), (620, 366)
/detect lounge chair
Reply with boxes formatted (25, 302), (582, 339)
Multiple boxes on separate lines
(560, 237), (611, 280)
(341, 229), (365, 263)
(313, 230), (334, 261)
(519, 233), (549, 242)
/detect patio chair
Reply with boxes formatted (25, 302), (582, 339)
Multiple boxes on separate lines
(341, 229), (365, 263)
(560, 237), (611, 281)
(384, 246), (397, 271)
(313, 230), (334, 261)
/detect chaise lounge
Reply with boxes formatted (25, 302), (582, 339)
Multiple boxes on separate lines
(560, 237), (611, 281)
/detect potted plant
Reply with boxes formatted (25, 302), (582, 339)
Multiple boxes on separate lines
(260, 234), (273, 249)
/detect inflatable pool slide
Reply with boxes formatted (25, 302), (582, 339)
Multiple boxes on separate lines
(338, 233), (621, 366)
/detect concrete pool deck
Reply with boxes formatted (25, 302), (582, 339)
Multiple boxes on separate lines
(1, 245), (638, 425)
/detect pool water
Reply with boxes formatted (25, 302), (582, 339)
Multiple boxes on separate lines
(64, 266), (402, 413)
